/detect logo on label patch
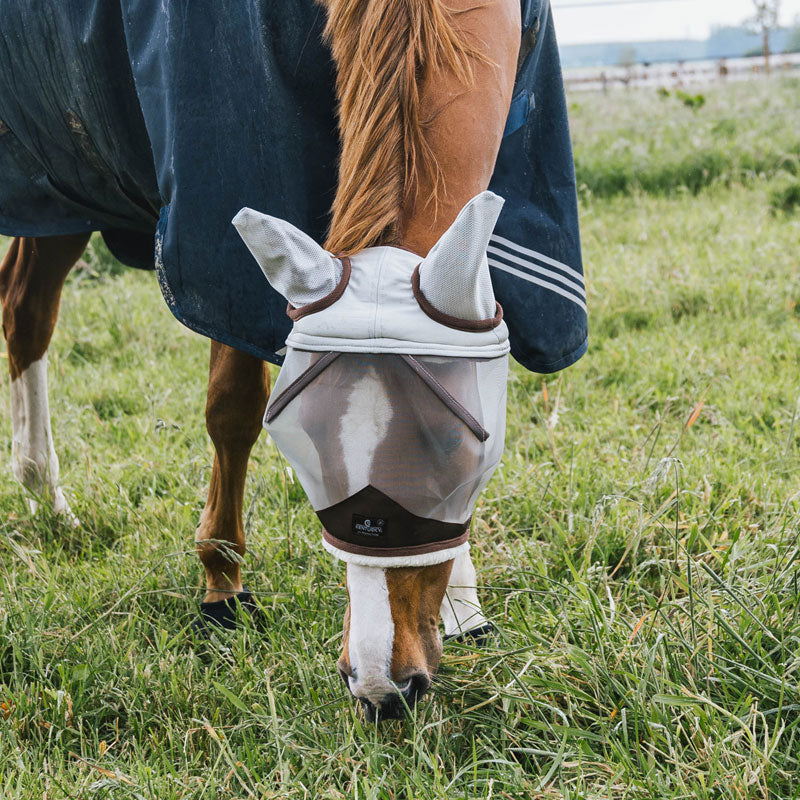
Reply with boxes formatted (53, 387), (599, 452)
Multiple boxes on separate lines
(352, 515), (387, 537)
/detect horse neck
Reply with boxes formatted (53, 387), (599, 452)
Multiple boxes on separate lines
(321, 0), (520, 258)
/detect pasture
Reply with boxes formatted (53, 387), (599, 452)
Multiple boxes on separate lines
(1, 76), (800, 798)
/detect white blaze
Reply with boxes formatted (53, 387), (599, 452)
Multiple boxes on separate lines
(338, 365), (392, 494)
(10, 355), (73, 518)
(345, 564), (399, 704)
(440, 549), (488, 636)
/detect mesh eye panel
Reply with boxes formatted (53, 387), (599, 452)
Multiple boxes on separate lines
(265, 350), (508, 524)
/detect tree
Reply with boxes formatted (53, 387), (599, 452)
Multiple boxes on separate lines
(616, 45), (637, 69)
(747, 1), (781, 72)
(616, 45), (637, 88)
(787, 16), (800, 53)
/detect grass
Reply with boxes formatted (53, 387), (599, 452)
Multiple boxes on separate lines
(570, 76), (800, 199)
(1, 78), (800, 798)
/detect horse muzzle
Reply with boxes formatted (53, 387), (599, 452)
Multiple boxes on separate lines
(341, 667), (431, 721)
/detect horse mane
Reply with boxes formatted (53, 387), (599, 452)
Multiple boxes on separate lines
(320, 0), (482, 255)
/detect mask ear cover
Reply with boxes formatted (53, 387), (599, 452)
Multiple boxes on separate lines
(416, 191), (504, 322)
(232, 208), (342, 308)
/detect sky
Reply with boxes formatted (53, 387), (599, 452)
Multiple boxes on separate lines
(551, 0), (800, 45)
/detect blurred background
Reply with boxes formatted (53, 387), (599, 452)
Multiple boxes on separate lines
(554, 0), (800, 89)
(1, 3), (799, 796)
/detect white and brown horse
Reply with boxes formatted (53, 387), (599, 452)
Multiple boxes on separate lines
(0, 0), (520, 720)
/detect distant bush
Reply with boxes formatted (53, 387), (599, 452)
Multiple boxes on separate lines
(769, 175), (800, 214)
(674, 90), (706, 110)
(644, 87), (705, 109)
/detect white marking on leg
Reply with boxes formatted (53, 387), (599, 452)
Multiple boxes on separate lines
(338, 366), (392, 493)
(440, 549), (488, 636)
(345, 564), (400, 704)
(10, 354), (75, 521)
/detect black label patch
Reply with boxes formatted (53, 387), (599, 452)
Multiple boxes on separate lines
(351, 515), (387, 537)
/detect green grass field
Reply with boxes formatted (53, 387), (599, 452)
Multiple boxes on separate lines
(1, 77), (800, 798)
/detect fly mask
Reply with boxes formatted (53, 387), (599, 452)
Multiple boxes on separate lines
(233, 192), (509, 567)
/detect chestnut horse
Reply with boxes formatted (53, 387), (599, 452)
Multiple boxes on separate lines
(0, 0), (520, 720)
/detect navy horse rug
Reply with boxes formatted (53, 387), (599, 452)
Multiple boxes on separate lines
(0, 0), (586, 373)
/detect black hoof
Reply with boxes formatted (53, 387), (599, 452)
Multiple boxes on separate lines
(445, 622), (496, 646)
(191, 588), (261, 636)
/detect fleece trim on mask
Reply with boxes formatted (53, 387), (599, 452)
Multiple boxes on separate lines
(322, 538), (471, 568)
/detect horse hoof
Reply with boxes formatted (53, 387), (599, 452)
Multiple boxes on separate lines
(56, 504), (81, 529)
(191, 588), (262, 636)
(29, 490), (81, 528)
(445, 622), (496, 646)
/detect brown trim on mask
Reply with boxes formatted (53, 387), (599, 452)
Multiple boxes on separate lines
(411, 263), (504, 332)
(323, 528), (469, 559)
(264, 351), (341, 423)
(286, 256), (351, 321)
(399, 355), (489, 442)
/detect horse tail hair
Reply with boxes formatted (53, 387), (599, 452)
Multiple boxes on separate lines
(320, 0), (481, 255)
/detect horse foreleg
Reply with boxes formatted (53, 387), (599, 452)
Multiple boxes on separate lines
(440, 549), (491, 639)
(0, 234), (90, 518)
(196, 341), (269, 604)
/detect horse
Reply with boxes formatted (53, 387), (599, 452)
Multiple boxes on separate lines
(0, 0), (584, 721)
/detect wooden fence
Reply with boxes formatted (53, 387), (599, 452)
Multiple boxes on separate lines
(564, 52), (800, 92)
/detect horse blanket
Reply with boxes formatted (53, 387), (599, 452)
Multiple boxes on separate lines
(0, 0), (586, 374)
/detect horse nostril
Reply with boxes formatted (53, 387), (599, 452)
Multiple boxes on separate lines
(358, 682), (425, 723)
(350, 673), (432, 722)
(401, 672), (430, 706)
(369, 673), (431, 721)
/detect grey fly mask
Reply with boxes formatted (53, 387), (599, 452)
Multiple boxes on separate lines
(233, 192), (509, 567)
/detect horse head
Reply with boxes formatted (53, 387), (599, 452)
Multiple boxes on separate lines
(234, 191), (508, 719)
